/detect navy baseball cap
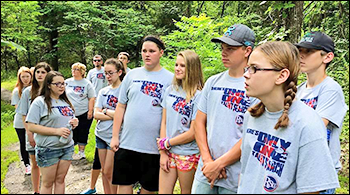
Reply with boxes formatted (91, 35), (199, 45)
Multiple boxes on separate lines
(295, 31), (334, 53)
(211, 24), (255, 48)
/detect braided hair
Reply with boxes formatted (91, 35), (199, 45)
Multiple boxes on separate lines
(248, 41), (300, 130)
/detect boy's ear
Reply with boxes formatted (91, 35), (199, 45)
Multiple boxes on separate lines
(323, 52), (334, 64)
(244, 46), (253, 58)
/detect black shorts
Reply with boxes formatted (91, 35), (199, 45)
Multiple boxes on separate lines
(112, 148), (160, 192)
(92, 147), (101, 170)
(73, 111), (93, 145)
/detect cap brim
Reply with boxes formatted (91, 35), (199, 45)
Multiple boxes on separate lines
(211, 37), (243, 46)
(294, 42), (323, 50)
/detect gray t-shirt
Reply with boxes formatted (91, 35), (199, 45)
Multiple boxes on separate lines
(16, 86), (35, 151)
(86, 67), (107, 95)
(25, 96), (75, 149)
(118, 67), (173, 154)
(95, 85), (120, 144)
(161, 85), (200, 156)
(11, 87), (27, 129)
(194, 70), (258, 192)
(297, 76), (348, 171)
(65, 78), (96, 116)
(238, 100), (339, 194)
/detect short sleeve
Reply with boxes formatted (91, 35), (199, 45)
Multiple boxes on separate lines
(95, 89), (104, 109)
(191, 91), (202, 121)
(25, 98), (46, 124)
(197, 78), (213, 114)
(296, 138), (339, 193)
(118, 73), (131, 104)
(16, 88), (30, 116)
(316, 90), (347, 128)
(11, 88), (20, 106)
(161, 86), (171, 108)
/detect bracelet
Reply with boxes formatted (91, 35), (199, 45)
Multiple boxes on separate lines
(159, 137), (171, 150)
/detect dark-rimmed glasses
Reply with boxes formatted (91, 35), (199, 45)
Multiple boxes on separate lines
(104, 71), (118, 76)
(244, 66), (282, 74)
(93, 59), (102, 62)
(51, 82), (67, 87)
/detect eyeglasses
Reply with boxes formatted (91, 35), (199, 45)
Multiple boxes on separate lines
(72, 68), (80, 71)
(93, 59), (102, 62)
(104, 71), (118, 76)
(51, 82), (67, 87)
(244, 66), (282, 74)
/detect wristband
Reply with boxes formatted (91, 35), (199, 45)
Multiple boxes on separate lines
(159, 137), (171, 150)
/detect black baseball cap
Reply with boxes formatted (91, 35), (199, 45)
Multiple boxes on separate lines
(295, 31), (334, 53)
(211, 24), (255, 48)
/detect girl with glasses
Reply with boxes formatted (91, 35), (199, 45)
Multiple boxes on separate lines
(238, 41), (339, 193)
(93, 58), (125, 194)
(26, 71), (78, 194)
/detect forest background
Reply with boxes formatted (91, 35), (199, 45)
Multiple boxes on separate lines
(1, 1), (349, 194)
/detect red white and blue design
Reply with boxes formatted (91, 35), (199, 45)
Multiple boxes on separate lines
(169, 94), (192, 118)
(106, 95), (118, 108)
(263, 175), (279, 192)
(212, 87), (250, 114)
(300, 96), (318, 110)
(53, 106), (74, 117)
(247, 128), (291, 177)
(72, 86), (85, 94)
(136, 80), (164, 99)
(96, 73), (105, 79)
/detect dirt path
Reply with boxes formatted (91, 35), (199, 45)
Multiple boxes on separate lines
(3, 143), (104, 194)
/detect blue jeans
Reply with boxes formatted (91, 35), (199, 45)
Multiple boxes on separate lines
(95, 136), (111, 150)
(35, 145), (74, 167)
(320, 188), (336, 194)
(191, 178), (236, 194)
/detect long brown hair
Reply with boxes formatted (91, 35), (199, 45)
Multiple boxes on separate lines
(40, 71), (74, 115)
(248, 41), (300, 129)
(31, 62), (52, 103)
(15, 66), (32, 98)
(172, 50), (204, 102)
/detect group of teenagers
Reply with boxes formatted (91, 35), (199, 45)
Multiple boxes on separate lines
(11, 23), (347, 194)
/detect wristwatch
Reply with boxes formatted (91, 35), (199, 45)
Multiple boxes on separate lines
(103, 108), (107, 115)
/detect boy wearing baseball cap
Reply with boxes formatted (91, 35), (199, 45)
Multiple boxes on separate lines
(296, 31), (348, 194)
(192, 24), (259, 193)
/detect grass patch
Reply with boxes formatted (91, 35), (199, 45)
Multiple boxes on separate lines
(1, 80), (17, 92)
(1, 122), (20, 194)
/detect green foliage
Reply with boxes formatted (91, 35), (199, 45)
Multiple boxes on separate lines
(1, 101), (15, 131)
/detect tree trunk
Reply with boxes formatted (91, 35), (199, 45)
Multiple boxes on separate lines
(286, 1), (304, 43)
(197, 1), (205, 16)
(26, 44), (32, 67)
(49, 29), (59, 71)
(220, 1), (227, 18)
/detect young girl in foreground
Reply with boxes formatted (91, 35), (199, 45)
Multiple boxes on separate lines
(157, 50), (204, 194)
(238, 41), (339, 193)
(26, 71), (78, 194)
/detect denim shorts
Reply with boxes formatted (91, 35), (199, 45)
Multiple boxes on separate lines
(191, 178), (236, 194)
(95, 136), (111, 150)
(35, 145), (74, 167)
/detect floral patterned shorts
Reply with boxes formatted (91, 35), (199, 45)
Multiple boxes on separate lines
(167, 152), (200, 172)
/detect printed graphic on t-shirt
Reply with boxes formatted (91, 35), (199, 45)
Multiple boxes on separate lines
(169, 94), (192, 126)
(263, 175), (279, 192)
(246, 128), (291, 177)
(211, 87), (251, 113)
(103, 94), (118, 108)
(52, 106), (74, 116)
(300, 96), (318, 109)
(96, 73), (105, 79)
(135, 80), (164, 106)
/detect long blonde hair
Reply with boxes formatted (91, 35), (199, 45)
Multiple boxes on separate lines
(173, 50), (204, 102)
(15, 66), (32, 98)
(248, 41), (300, 129)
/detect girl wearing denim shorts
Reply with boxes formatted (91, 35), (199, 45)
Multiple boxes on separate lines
(26, 71), (79, 194)
(156, 50), (204, 194)
(16, 62), (52, 194)
(93, 58), (125, 194)
(110, 35), (173, 194)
